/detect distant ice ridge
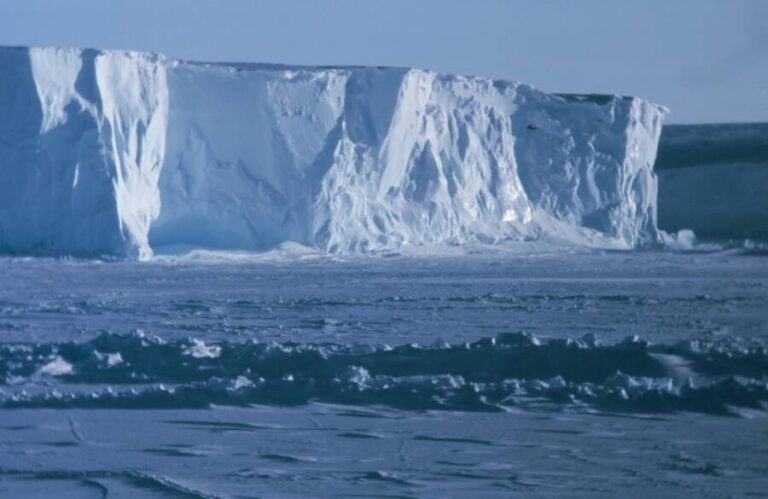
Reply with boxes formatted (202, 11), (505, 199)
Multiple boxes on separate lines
(656, 123), (768, 241)
(0, 46), (667, 259)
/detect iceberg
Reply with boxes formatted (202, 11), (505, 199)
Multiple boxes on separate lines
(656, 123), (768, 241)
(0, 46), (667, 258)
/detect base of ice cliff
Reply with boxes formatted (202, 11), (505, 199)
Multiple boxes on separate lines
(0, 46), (667, 259)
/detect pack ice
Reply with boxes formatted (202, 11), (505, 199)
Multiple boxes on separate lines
(0, 46), (667, 259)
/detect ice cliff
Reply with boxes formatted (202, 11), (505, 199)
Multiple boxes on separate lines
(0, 46), (667, 258)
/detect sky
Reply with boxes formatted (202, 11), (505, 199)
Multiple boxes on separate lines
(0, 0), (765, 124)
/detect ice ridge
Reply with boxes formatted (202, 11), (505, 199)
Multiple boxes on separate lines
(2, 331), (766, 415)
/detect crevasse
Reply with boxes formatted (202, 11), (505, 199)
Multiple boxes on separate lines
(0, 46), (667, 258)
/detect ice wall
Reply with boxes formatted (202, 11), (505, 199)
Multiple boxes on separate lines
(0, 47), (167, 258)
(0, 46), (667, 258)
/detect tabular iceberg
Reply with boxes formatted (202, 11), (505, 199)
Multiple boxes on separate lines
(0, 46), (667, 258)
(656, 123), (768, 241)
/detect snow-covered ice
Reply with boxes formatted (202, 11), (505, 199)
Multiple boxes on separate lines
(0, 252), (766, 497)
(0, 46), (666, 258)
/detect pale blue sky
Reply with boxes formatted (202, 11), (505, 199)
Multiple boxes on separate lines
(0, 0), (765, 123)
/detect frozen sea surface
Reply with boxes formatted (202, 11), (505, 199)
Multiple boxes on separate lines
(0, 250), (767, 497)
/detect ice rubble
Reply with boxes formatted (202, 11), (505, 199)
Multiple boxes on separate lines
(0, 46), (667, 258)
(4, 331), (767, 414)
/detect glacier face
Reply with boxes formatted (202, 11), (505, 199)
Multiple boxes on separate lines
(0, 47), (167, 258)
(0, 46), (667, 258)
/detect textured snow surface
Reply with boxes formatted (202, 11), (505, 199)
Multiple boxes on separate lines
(0, 252), (766, 497)
(0, 46), (667, 258)
(5, 330), (768, 414)
(656, 123), (768, 240)
(1, 252), (767, 415)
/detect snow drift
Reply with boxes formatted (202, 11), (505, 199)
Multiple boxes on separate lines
(0, 46), (667, 258)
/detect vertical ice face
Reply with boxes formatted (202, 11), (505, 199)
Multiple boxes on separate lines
(0, 46), (667, 258)
(149, 63), (349, 251)
(0, 47), (117, 256)
(513, 92), (665, 247)
(0, 47), (167, 258)
(95, 51), (168, 260)
(313, 70), (535, 252)
(151, 66), (540, 253)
